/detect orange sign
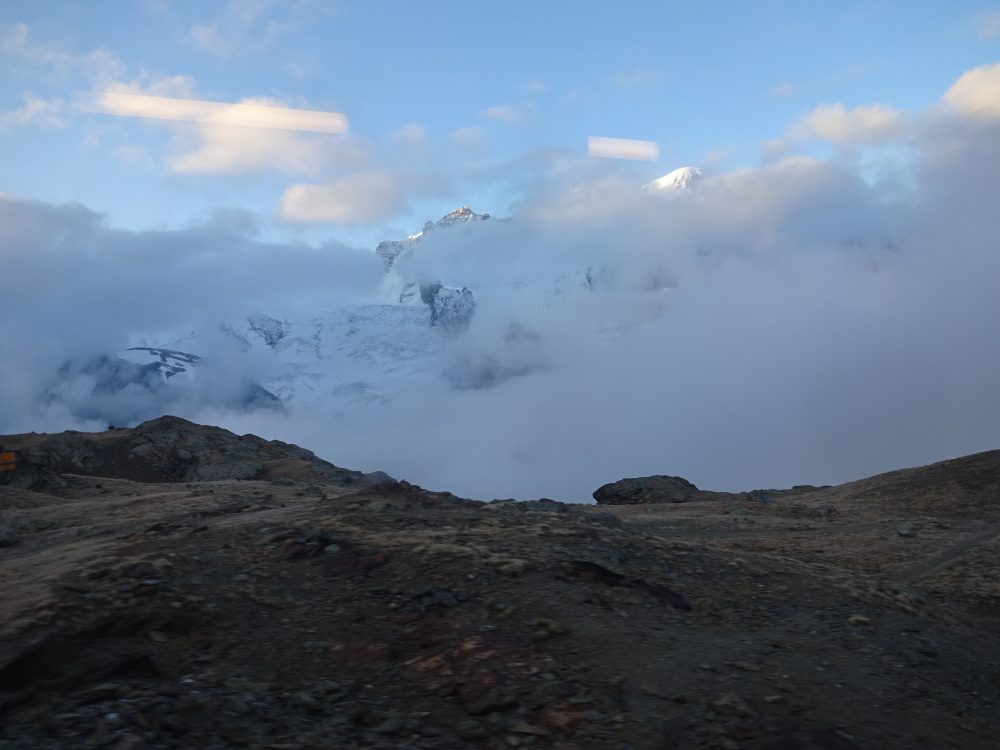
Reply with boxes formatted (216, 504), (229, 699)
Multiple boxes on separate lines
(0, 452), (16, 472)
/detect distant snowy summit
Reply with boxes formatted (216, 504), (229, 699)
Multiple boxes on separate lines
(644, 166), (703, 193)
(434, 206), (491, 229)
(376, 206), (490, 270)
(377, 207), (488, 334)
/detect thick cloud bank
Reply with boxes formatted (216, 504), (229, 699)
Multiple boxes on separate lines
(2, 109), (1000, 501)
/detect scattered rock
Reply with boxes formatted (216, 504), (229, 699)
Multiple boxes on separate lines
(2, 421), (999, 750)
(409, 588), (462, 609)
(111, 734), (145, 750)
(569, 559), (692, 610)
(531, 618), (571, 641)
(586, 512), (623, 528)
(0, 520), (16, 548)
(455, 720), (486, 740)
(509, 721), (550, 736)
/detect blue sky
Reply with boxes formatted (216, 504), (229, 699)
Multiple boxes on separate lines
(2, 1), (1000, 248)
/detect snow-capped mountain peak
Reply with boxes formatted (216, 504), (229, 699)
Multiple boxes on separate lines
(376, 207), (491, 270)
(435, 206), (490, 227)
(645, 166), (703, 192)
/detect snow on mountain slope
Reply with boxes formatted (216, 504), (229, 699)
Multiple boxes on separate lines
(246, 315), (290, 349)
(45, 348), (281, 427)
(42, 196), (675, 427)
(121, 347), (200, 379)
(645, 166), (703, 192)
(376, 206), (490, 270)
(108, 303), (450, 414)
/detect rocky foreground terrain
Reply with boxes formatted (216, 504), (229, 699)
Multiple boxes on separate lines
(1, 418), (999, 749)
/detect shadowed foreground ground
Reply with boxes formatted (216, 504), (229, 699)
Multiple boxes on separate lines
(1, 417), (998, 749)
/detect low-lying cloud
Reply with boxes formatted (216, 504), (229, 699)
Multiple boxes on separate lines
(2, 74), (1000, 502)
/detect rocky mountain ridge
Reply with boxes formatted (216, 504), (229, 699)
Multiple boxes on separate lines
(376, 207), (490, 271)
(40, 206), (499, 427)
(34, 171), (708, 432)
(0, 416), (392, 489)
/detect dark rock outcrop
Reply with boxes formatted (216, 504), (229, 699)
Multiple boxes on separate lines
(0, 415), (393, 487)
(420, 281), (476, 333)
(593, 475), (710, 505)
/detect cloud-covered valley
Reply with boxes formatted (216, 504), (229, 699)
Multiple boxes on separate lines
(2, 82), (1000, 502)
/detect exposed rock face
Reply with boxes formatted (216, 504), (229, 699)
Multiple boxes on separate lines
(375, 237), (412, 270)
(593, 475), (707, 505)
(45, 351), (281, 428)
(0, 416), (393, 487)
(376, 206), (490, 270)
(247, 314), (290, 349)
(435, 206), (490, 228)
(54, 355), (166, 400)
(420, 281), (477, 333)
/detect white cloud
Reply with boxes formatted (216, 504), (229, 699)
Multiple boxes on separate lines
(279, 171), (407, 223)
(0, 92), (65, 131)
(791, 102), (904, 143)
(188, 0), (296, 58)
(587, 136), (659, 161)
(975, 10), (1000, 40)
(480, 105), (522, 123)
(92, 91), (348, 134)
(103, 75), (200, 99)
(0, 22), (357, 179)
(168, 126), (367, 177)
(0, 21), (123, 85)
(944, 61), (1000, 119)
(88, 86), (355, 177)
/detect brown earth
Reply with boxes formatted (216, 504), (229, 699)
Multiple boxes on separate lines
(1, 417), (998, 749)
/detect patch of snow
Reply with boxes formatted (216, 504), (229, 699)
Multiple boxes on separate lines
(645, 166), (703, 192)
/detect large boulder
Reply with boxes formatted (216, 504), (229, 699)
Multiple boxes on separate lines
(593, 475), (703, 505)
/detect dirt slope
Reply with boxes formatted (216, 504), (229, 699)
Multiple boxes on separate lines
(1, 421), (999, 749)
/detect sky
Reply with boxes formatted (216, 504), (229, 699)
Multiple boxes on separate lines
(2, 2), (1000, 500)
(2, 1), (999, 246)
